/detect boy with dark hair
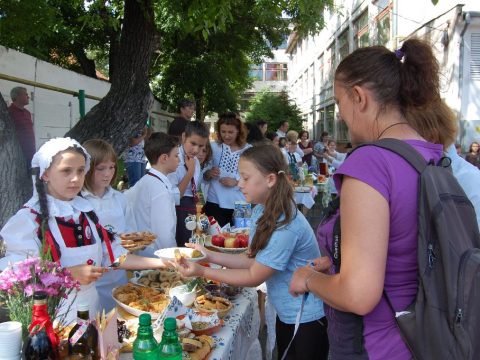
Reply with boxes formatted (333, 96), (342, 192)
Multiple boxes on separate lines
(168, 99), (195, 138)
(168, 121), (209, 246)
(125, 132), (180, 256)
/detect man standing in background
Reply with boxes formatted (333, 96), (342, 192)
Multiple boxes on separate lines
(168, 99), (195, 139)
(8, 86), (35, 167)
(276, 120), (289, 138)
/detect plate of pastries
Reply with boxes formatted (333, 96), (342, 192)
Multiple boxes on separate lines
(112, 283), (169, 319)
(119, 231), (157, 251)
(130, 268), (186, 293)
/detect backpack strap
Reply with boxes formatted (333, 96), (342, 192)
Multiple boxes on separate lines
(354, 138), (428, 174)
(353, 139), (434, 315)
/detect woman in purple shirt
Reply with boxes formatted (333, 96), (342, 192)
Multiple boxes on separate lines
(289, 39), (457, 359)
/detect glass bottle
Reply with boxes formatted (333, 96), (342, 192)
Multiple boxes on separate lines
(67, 303), (99, 359)
(158, 317), (182, 359)
(23, 291), (59, 360)
(132, 314), (158, 360)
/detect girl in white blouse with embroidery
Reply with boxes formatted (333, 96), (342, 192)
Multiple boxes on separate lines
(203, 113), (252, 226)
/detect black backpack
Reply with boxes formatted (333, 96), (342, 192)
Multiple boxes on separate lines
(327, 139), (480, 359)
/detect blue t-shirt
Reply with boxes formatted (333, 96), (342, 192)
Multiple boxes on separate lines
(253, 204), (325, 324)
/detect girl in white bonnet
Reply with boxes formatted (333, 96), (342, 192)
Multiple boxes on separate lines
(0, 137), (171, 324)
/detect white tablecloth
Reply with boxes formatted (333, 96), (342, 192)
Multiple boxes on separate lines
(121, 287), (261, 360)
(294, 186), (318, 209)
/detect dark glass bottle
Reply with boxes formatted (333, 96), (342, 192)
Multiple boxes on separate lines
(132, 313), (158, 360)
(67, 303), (99, 359)
(23, 291), (59, 360)
(158, 317), (182, 360)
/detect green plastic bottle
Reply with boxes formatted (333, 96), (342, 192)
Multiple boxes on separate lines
(133, 314), (158, 360)
(158, 317), (182, 359)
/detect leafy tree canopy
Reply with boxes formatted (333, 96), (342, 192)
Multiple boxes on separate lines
(0, 0), (333, 116)
(245, 90), (304, 133)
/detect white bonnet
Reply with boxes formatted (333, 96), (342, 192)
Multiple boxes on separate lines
(31, 137), (91, 178)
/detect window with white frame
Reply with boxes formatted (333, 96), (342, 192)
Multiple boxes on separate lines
(318, 54), (324, 90)
(309, 64), (314, 98)
(354, 10), (369, 49)
(249, 64), (263, 81)
(375, 1), (392, 47)
(326, 44), (334, 84)
(265, 63), (288, 81)
(338, 29), (350, 61)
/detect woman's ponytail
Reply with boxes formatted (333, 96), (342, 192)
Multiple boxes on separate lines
(399, 39), (457, 147)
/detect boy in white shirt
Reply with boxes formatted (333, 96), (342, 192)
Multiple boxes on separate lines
(168, 121), (209, 246)
(125, 132), (180, 256)
(284, 131), (302, 166)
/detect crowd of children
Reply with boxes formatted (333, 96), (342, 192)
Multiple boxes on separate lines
(3, 39), (478, 360)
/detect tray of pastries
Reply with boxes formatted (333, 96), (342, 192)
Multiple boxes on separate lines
(130, 268), (186, 293)
(194, 293), (233, 319)
(177, 317), (216, 360)
(119, 231), (157, 251)
(112, 283), (169, 319)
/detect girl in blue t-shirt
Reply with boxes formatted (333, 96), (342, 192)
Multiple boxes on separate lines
(176, 144), (329, 360)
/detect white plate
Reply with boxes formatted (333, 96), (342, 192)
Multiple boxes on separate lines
(154, 247), (206, 262)
(294, 186), (311, 193)
(129, 269), (185, 291)
(111, 286), (167, 319)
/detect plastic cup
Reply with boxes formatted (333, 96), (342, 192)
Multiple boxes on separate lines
(0, 321), (22, 358)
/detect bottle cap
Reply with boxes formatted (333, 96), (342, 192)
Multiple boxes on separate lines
(139, 313), (152, 326)
(163, 317), (176, 331)
(33, 291), (47, 301)
(77, 303), (89, 312)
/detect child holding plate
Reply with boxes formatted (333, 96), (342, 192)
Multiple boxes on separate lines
(0, 137), (174, 324)
(176, 145), (329, 360)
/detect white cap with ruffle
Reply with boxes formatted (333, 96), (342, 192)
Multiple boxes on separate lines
(31, 137), (91, 178)
(30, 137), (91, 201)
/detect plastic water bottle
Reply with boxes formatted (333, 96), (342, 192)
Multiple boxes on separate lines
(244, 204), (252, 228)
(133, 314), (158, 360)
(233, 204), (245, 228)
(302, 162), (309, 177)
(158, 317), (182, 359)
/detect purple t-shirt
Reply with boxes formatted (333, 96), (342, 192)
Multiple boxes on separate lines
(318, 140), (443, 360)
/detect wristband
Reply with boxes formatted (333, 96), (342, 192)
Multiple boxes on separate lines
(305, 271), (317, 291)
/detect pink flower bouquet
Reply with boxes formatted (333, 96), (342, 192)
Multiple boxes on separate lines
(0, 257), (79, 337)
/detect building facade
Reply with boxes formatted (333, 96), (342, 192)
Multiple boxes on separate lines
(239, 39), (290, 113)
(286, 0), (480, 148)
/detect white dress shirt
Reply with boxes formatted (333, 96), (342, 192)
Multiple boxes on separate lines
(446, 144), (480, 227)
(168, 145), (201, 202)
(124, 168), (177, 256)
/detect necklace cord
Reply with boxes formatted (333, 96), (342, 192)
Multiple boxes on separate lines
(377, 122), (407, 140)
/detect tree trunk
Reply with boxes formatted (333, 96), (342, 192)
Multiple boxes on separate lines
(66, 0), (160, 154)
(73, 46), (97, 79)
(108, 30), (121, 80)
(0, 94), (32, 228)
(195, 90), (206, 122)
